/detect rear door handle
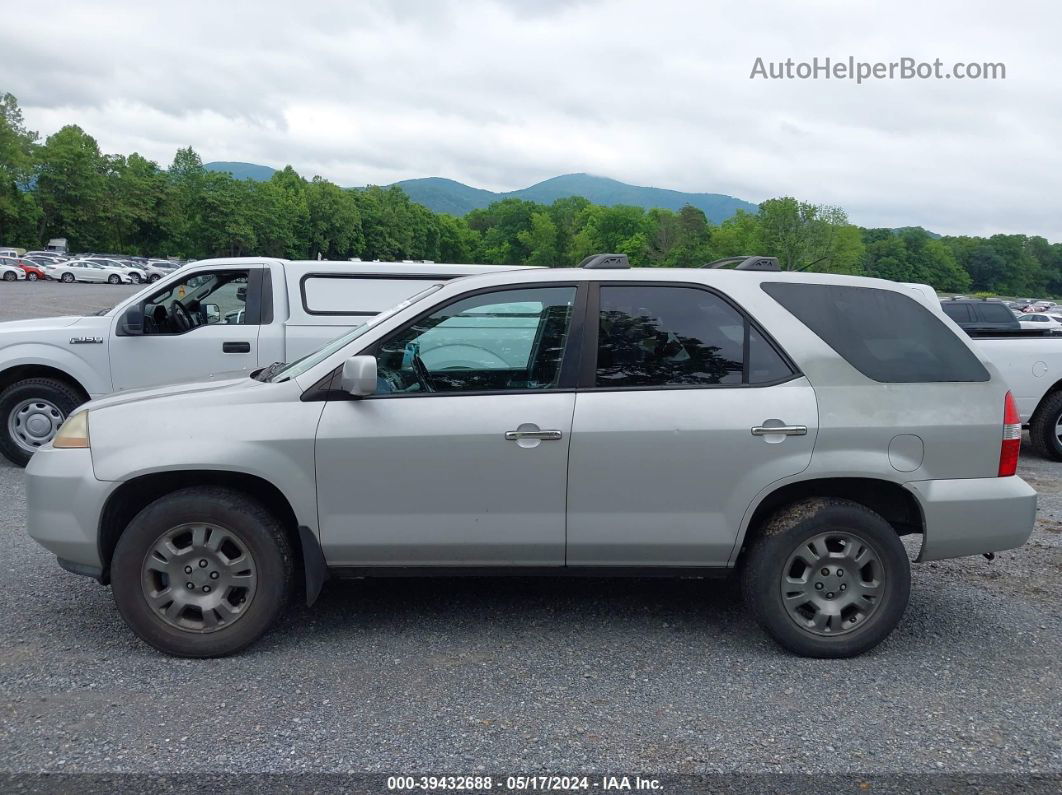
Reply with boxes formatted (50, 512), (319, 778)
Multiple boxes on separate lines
(751, 424), (807, 436)
(222, 341), (251, 353)
(505, 430), (563, 441)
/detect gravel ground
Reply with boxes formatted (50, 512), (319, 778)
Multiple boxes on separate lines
(0, 282), (1060, 776)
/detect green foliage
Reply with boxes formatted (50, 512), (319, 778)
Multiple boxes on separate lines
(1, 93), (1060, 296)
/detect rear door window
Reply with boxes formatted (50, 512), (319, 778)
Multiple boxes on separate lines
(593, 284), (794, 388)
(762, 283), (989, 383)
(941, 303), (973, 322)
(975, 303), (1017, 324)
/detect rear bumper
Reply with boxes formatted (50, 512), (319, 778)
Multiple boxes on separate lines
(907, 476), (1037, 562)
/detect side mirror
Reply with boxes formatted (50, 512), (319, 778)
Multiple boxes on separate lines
(340, 355), (377, 397)
(204, 303), (221, 323)
(117, 303), (143, 336)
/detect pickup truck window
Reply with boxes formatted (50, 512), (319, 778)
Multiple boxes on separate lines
(301, 275), (444, 316)
(143, 270), (251, 334)
(764, 282), (990, 383)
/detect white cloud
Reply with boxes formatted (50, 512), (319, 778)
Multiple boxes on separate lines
(6, 0), (1061, 237)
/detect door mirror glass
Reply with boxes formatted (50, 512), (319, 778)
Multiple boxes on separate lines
(341, 355), (378, 397)
(204, 303), (221, 324)
(118, 303), (143, 336)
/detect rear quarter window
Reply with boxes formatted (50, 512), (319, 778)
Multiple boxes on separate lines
(762, 282), (990, 383)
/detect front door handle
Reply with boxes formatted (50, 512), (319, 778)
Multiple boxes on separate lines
(751, 424), (807, 437)
(505, 429), (563, 441)
(222, 341), (251, 353)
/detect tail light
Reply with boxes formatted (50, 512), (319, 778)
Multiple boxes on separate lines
(999, 391), (1021, 477)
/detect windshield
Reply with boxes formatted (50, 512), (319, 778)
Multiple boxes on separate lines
(269, 284), (444, 382)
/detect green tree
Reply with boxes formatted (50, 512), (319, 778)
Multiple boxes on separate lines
(516, 211), (559, 265)
(0, 93), (40, 246)
(758, 197), (863, 273)
(34, 125), (107, 251)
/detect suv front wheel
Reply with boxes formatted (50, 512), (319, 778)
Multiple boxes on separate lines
(111, 487), (294, 657)
(741, 498), (910, 658)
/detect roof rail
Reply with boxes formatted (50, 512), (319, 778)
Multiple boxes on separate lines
(701, 255), (781, 272)
(578, 253), (630, 269)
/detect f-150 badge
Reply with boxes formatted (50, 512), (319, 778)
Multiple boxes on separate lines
(69, 336), (104, 344)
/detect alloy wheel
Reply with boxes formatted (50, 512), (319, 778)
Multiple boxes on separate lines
(780, 531), (885, 636)
(141, 523), (258, 633)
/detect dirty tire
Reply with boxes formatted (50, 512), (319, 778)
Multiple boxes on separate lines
(741, 498), (910, 658)
(111, 487), (294, 658)
(0, 377), (85, 467)
(1030, 391), (1062, 461)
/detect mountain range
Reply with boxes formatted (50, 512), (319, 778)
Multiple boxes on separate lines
(203, 162), (759, 222)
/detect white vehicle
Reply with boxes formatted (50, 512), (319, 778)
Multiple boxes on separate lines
(49, 260), (131, 284)
(0, 263), (27, 282)
(0, 257), (526, 465)
(1017, 313), (1062, 332)
(908, 283), (1062, 460)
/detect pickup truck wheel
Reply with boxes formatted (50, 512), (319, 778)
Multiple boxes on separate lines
(1029, 391), (1062, 461)
(741, 498), (910, 658)
(60, 272), (74, 283)
(0, 378), (85, 467)
(111, 487), (294, 658)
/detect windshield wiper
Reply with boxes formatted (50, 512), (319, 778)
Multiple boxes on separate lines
(253, 361), (287, 382)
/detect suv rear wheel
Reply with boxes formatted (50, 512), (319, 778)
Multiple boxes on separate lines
(741, 498), (910, 658)
(111, 487), (294, 657)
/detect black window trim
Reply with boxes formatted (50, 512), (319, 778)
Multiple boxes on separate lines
(299, 272), (468, 317)
(577, 280), (801, 392)
(303, 280), (589, 402)
(125, 266), (261, 337)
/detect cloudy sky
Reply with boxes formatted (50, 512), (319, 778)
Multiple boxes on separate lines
(6, 0), (1061, 237)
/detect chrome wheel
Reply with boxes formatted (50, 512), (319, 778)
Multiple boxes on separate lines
(780, 531), (884, 636)
(7, 398), (65, 453)
(141, 523), (258, 633)
(1055, 414), (1062, 446)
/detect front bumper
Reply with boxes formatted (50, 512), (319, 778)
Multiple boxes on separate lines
(907, 476), (1037, 562)
(25, 446), (116, 574)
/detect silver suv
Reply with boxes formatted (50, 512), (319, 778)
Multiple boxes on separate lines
(25, 256), (1037, 658)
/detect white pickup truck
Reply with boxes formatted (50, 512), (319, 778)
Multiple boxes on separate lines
(906, 283), (1062, 461)
(0, 257), (521, 465)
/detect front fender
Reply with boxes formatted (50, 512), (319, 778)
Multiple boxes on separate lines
(0, 342), (111, 396)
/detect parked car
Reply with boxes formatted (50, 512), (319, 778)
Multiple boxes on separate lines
(0, 263), (26, 281)
(0, 258), (527, 465)
(23, 257), (1037, 658)
(48, 260), (132, 284)
(940, 298), (1021, 334)
(1017, 313), (1062, 332)
(0, 247), (26, 258)
(0, 258), (48, 281)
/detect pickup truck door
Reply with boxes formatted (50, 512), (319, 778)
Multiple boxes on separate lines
(108, 267), (266, 391)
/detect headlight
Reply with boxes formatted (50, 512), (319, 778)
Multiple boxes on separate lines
(53, 411), (90, 449)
